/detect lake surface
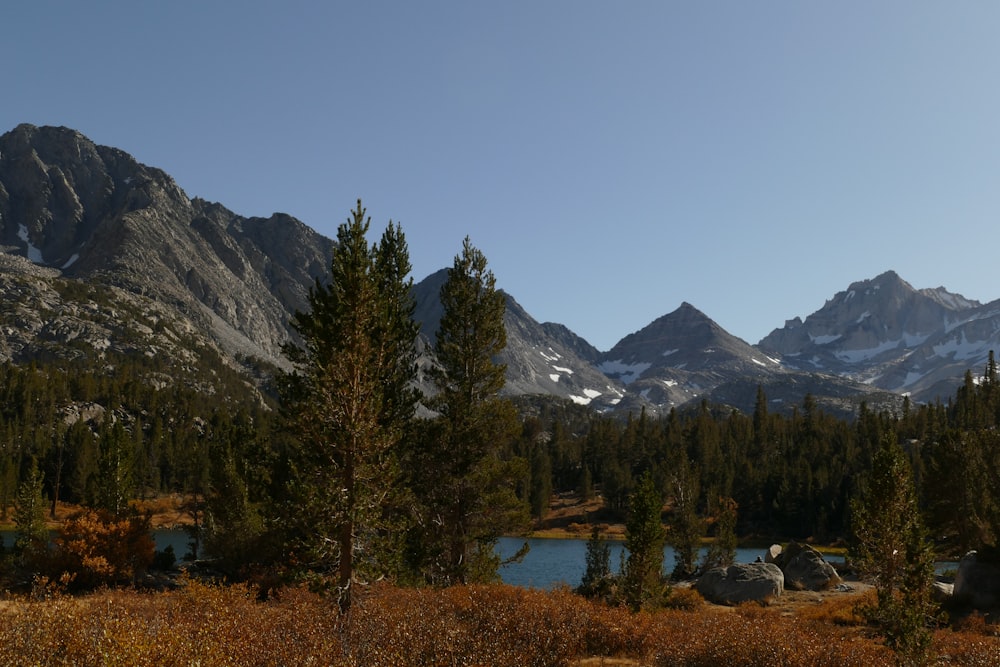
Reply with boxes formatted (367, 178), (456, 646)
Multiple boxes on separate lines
(148, 529), (770, 589)
(496, 537), (769, 589)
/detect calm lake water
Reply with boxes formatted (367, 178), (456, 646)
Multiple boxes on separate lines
(148, 529), (769, 589)
(496, 537), (769, 589)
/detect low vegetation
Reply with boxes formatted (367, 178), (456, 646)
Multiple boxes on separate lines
(2, 580), (1000, 666)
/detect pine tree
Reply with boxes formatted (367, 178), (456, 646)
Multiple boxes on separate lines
(850, 435), (935, 664)
(529, 442), (553, 521)
(578, 524), (614, 599)
(281, 200), (419, 612)
(667, 457), (701, 579)
(701, 496), (738, 571)
(405, 237), (529, 585)
(13, 458), (48, 567)
(93, 416), (134, 518)
(623, 471), (666, 610)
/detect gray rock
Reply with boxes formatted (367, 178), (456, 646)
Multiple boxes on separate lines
(770, 541), (842, 591)
(695, 562), (784, 605)
(953, 551), (1000, 609)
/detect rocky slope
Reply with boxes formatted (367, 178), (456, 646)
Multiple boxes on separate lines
(0, 124), (334, 373)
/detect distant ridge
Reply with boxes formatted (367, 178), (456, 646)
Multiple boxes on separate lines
(1, 124), (996, 417)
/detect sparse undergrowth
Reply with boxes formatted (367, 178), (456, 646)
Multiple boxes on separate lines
(0, 581), (999, 666)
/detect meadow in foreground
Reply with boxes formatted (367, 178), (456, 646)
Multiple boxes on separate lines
(1, 580), (999, 666)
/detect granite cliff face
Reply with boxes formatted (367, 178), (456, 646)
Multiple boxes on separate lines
(0, 124), (334, 370)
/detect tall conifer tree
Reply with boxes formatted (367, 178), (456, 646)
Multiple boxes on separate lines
(282, 200), (418, 612)
(405, 237), (528, 585)
(850, 435), (935, 663)
(623, 471), (666, 610)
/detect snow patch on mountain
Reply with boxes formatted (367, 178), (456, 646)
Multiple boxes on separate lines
(834, 339), (902, 364)
(18, 224), (44, 264)
(810, 333), (842, 345)
(933, 332), (986, 361)
(569, 387), (604, 406)
(539, 348), (561, 362)
(597, 359), (651, 384)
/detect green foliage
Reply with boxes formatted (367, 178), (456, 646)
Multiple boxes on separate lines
(623, 471), (666, 610)
(529, 440), (553, 520)
(577, 525), (617, 601)
(701, 496), (738, 572)
(403, 237), (529, 586)
(850, 436), (936, 664)
(92, 416), (135, 518)
(667, 456), (702, 580)
(280, 200), (419, 610)
(13, 459), (49, 567)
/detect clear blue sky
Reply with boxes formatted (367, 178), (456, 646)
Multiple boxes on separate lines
(4, 2), (999, 351)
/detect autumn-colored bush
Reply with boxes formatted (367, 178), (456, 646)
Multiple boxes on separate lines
(795, 588), (874, 626)
(662, 583), (704, 610)
(1, 581), (1000, 666)
(47, 509), (155, 589)
(0, 579), (342, 666)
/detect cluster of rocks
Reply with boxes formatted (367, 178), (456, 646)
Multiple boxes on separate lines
(694, 543), (1000, 613)
(695, 541), (842, 606)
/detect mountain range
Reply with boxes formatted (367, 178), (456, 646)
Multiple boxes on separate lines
(1, 124), (996, 418)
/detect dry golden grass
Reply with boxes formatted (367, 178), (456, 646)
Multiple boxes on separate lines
(0, 580), (998, 666)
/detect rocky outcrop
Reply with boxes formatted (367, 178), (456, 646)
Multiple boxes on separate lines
(695, 562), (784, 605)
(766, 542), (842, 591)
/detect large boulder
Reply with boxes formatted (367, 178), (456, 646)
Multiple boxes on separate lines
(695, 562), (784, 605)
(767, 542), (842, 591)
(953, 551), (1000, 609)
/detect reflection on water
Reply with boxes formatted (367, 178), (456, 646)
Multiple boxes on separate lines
(497, 537), (767, 590)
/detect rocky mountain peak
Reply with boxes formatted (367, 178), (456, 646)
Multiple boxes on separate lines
(759, 268), (979, 370)
(0, 124), (334, 370)
(601, 301), (750, 370)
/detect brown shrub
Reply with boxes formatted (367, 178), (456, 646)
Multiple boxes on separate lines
(795, 589), (873, 626)
(1, 581), (1000, 666)
(47, 509), (155, 589)
(662, 584), (704, 611)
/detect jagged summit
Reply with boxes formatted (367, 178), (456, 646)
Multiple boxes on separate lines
(758, 269), (978, 371)
(758, 269), (996, 402)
